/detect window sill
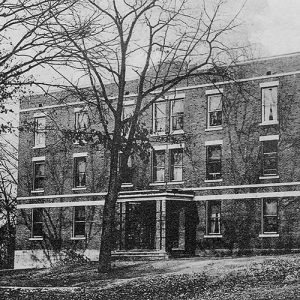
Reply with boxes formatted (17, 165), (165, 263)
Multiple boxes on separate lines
(121, 183), (133, 188)
(259, 176), (279, 180)
(72, 187), (87, 191)
(70, 237), (86, 240)
(259, 121), (279, 126)
(29, 237), (43, 241)
(205, 127), (223, 132)
(259, 233), (279, 238)
(204, 235), (223, 238)
(170, 130), (184, 135)
(150, 132), (166, 137)
(205, 179), (223, 183)
(32, 145), (45, 149)
(167, 181), (184, 185)
(31, 190), (44, 194)
(149, 182), (166, 186)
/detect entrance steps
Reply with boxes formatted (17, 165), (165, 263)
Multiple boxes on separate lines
(112, 250), (169, 260)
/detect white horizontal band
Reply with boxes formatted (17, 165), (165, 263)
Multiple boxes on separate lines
(17, 200), (105, 209)
(205, 88), (223, 95)
(32, 156), (45, 162)
(205, 140), (223, 146)
(166, 93), (185, 99)
(259, 135), (279, 141)
(33, 112), (46, 118)
(73, 152), (88, 157)
(168, 143), (185, 149)
(153, 145), (167, 150)
(260, 81), (279, 88)
(123, 100), (135, 106)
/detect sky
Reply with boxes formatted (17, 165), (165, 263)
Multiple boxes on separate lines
(243, 0), (300, 56)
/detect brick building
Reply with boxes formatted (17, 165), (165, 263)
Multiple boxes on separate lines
(15, 52), (300, 268)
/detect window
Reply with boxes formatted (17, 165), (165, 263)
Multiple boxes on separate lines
(207, 94), (222, 128)
(32, 208), (43, 238)
(119, 153), (133, 184)
(73, 206), (85, 237)
(262, 198), (278, 234)
(34, 117), (45, 148)
(74, 156), (86, 187)
(207, 201), (221, 235)
(153, 102), (166, 134)
(206, 144), (222, 180)
(262, 140), (278, 176)
(262, 86), (278, 123)
(170, 148), (183, 181)
(171, 99), (184, 132)
(33, 161), (45, 190)
(75, 110), (89, 131)
(152, 150), (165, 182)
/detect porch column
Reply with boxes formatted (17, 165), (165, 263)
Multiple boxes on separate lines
(155, 199), (166, 251)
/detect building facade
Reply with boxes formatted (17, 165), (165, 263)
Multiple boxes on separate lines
(15, 52), (300, 268)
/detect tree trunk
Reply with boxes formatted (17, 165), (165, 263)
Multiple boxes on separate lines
(98, 188), (119, 272)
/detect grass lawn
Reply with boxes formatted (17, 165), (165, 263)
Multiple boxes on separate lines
(1, 254), (300, 299)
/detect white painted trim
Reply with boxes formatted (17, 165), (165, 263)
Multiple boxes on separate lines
(72, 187), (87, 191)
(21, 101), (85, 113)
(260, 81), (279, 88)
(259, 234), (279, 238)
(32, 145), (46, 150)
(124, 100), (135, 106)
(70, 237), (86, 240)
(168, 143), (185, 149)
(259, 176), (280, 180)
(205, 88), (224, 95)
(183, 181), (300, 192)
(205, 127), (223, 132)
(17, 200), (105, 209)
(32, 156), (45, 162)
(74, 107), (85, 112)
(259, 121), (279, 126)
(194, 190), (300, 201)
(204, 235), (223, 239)
(149, 182), (165, 186)
(73, 152), (88, 157)
(153, 144), (167, 150)
(31, 190), (44, 194)
(29, 237), (43, 241)
(204, 179), (223, 183)
(166, 93), (185, 99)
(205, 140), (223, 146)
(259, 135), (279, 141)
(33, 112), (46, 118)
(17, 192), (107, 201)
(167, 181), (184, 185)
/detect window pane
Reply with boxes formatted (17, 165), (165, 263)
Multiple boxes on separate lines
(264, 216), (278, 233)
(75, 206), (85, 221)
(263, 87), (277, 122)
(264, 199), (277, 215)
(75, 111), (89, 130)
(207, 145), (222, 180)
(74, 222), (85, 236)
(75, 157), (86, 187)
(32, 209), (43, 237)
(171, 149), (183, 181)
(154, 102), (166, 133)
(208, 201), (221, 234)
(209, 95), (222, 111)
(263, 141), (278, 176)
(34, 117), (45, 146)
(154, 151), (165, 167)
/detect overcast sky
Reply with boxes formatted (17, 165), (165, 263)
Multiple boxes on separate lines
(243, 0), (300, 56)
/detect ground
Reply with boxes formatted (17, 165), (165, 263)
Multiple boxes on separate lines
(1, 254), (300, 299)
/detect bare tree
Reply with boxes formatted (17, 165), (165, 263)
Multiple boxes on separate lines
(26, 0), (246, 272)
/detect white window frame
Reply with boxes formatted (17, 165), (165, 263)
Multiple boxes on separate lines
(32, 157), (45, 192)
(31, 208), (43, 239)
(152, 100), (167, 135)
(260, 198), (279, 237)
(170, 97), (184, 134)
(206, 200), (222, 236)
(72, 206), (85, 239)
(260, 81), (279, 125)
(205, 141), (222, 182)
(206, 89), (223, 130)
(33, 113), (46, 149)
(73, 154), (87, 189)
(169, 146), (184, 182)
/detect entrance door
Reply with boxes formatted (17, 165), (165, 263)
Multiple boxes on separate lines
(125, 201), (156, 250)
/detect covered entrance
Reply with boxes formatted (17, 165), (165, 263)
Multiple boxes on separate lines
(114, 190), (197, 259)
